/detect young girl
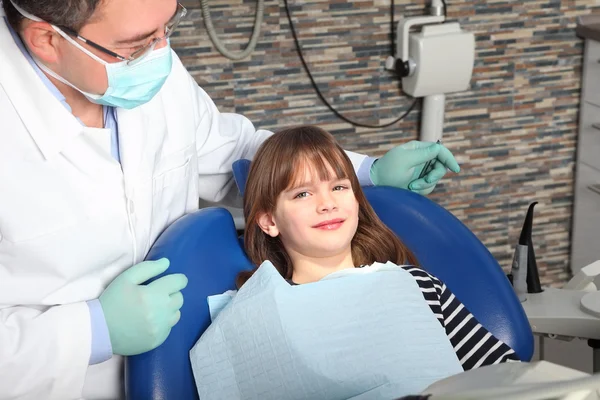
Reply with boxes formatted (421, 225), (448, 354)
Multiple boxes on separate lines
(237, 125), (519, 371)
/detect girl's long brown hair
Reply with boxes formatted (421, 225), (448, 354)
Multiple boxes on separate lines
(236, 125), (417, 288)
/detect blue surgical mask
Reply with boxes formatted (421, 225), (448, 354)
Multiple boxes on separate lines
(11, 1), (173, 109)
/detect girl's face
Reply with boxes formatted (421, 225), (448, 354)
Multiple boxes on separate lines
(257, 161), (359, 262)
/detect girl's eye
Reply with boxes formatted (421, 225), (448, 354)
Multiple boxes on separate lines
(294, 191), (309, 199)
(333, 185), (348, 191)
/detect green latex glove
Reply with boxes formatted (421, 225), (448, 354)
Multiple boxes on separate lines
(99, 258), (188, 356)
(370, 140), (461, 195)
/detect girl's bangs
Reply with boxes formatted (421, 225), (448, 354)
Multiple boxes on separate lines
(284, 145), (351, 191)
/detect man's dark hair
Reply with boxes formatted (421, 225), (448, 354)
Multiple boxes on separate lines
(3, 0), (103, 32)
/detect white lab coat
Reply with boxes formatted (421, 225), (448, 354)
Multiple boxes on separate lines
(0, 16), (367, 400)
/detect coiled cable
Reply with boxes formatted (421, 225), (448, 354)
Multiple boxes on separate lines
(200, 0), (264, 60)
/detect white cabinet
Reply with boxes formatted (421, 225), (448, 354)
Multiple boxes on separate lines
(571, 163), (600, 273)
(578, 103), (600, 172)
(581, 40), (600, 108)
(571, 39), (600, 274)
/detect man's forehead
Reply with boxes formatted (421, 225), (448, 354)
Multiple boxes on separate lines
(84, 0), (176, 40)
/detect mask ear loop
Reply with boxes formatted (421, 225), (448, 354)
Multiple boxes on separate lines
(9, 0), (113, 100)
(30, 54), (104, 100)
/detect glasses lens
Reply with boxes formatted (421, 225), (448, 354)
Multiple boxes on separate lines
(127, 4), (185, 64)
(166, 4), (186, 36)
(127, 41), (156, 64)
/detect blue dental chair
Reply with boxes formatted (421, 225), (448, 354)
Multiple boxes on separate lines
(125, 160), (534, 400)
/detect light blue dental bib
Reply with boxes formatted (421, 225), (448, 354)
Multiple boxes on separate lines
(190, 262), (463, 399)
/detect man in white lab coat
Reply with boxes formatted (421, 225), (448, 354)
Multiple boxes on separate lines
(0, 0), (461, 398)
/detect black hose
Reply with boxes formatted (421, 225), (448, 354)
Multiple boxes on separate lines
(282, 0), (419, 129)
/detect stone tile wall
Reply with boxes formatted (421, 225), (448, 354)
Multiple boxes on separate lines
(174, 0), (600, 285)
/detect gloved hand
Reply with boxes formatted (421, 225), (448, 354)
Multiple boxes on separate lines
(370, 140), (461, 196)
(99, 258), (188, 356)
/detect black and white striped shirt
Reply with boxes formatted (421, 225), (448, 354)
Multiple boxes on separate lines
(290, 264), (520, 371)
(396, 265), (520, 370)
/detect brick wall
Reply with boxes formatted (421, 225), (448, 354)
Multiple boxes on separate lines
(174, 0), (600, 285)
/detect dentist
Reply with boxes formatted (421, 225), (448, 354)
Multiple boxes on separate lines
(0, 0), (461, 398)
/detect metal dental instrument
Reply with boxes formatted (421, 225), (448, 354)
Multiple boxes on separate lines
(418, 140), (441, 180)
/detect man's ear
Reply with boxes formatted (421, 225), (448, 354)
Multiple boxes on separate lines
(257, 212), (279, 237)
(20, 20), (62, 64)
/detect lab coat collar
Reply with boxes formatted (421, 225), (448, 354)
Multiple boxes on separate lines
(0, 16), (85, 160)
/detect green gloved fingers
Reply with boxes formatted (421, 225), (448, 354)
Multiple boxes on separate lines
(124, 256), (171, 283)
(435, 145), (461, 174)
(424, 160), (448, 184)
(370, 140), (460, 194)
(99, 258), (188, 356)
(169, 291), (185, 312)
(147, 271), (188, 295)
(412, 141), (443, 163)
(410, 184), (436, 196)
(370, 141), (430, 187)
(409, 160), (445, 194)
(411, 143), (460, 179)
(171, 311), (182, 327)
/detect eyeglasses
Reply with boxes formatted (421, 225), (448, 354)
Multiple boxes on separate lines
(58, 3), (187, 65)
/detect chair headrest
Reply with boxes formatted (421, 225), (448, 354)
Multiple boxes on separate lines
(232, 159), (252, 197)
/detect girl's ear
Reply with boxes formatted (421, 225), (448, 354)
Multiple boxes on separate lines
(257, 212), (279, 237)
